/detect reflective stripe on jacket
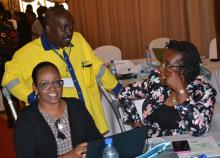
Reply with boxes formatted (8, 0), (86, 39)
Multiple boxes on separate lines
(2, 32), (121, 134)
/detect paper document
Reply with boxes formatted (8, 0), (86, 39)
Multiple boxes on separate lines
(113, 60), (140, 75)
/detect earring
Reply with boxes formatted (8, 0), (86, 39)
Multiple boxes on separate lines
(35, 92), (38, 99)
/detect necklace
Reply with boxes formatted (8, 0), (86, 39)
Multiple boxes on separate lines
(170, 91), (178, 105)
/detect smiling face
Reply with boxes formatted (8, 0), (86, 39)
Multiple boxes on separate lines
(33, 65), (63, 105)
(45, 9), (74, 48)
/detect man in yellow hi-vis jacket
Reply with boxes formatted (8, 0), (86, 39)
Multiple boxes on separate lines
(2, 7), (122, 134)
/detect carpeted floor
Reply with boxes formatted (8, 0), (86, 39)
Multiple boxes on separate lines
(0, 116), (15, 158)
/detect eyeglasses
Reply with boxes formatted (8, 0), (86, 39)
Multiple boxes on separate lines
(55, 119), (66, 140)
(161, 63), (183, 69)
(38, 79), (64, 90)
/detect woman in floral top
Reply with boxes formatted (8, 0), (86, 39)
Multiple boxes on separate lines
(118, 40), (216, 137)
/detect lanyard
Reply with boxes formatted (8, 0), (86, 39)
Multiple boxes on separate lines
(51, 47), (71, 76)
(51, 46), (71, 63)
(51, 45), (85, 104)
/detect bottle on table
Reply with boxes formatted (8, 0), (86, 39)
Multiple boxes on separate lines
(110, 60), (117, 76)
(138, 64), (149, 80)
(145, 45), (152, 66)
(102, 138), (119, 158)
(142, 44), (154, 75)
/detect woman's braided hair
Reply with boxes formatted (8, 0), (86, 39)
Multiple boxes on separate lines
(166, 40), (201, 83)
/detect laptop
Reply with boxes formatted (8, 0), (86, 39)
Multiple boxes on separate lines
(86, 126), (148, 158)
(152, 48), (167, 62)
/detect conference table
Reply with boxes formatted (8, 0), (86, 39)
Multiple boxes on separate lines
(145, 132), (220, 158)
(102, 59), (220, 136)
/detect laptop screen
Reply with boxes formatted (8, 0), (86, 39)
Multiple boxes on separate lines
(86, 126), (148, 158)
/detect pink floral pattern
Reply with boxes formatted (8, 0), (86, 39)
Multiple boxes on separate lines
(118, 70), (216, 137)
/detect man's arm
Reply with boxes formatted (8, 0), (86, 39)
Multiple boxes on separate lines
(2, 54), (33, 103)
(76, 32), (122, 95)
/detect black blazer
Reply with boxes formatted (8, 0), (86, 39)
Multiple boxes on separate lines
(14, 98), (102, 158)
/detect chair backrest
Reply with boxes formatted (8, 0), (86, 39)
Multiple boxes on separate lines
(209, 38), (217, 59)
(94, 45), (122, 63)
(149, 37), (170, 61)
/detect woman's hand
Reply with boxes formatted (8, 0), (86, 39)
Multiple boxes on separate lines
(59, 142), (87, 158)
(131, 120), (144, 128)
(163, 68), (189, 104)
(71, 143), (87, 158)
(163, 68), (185, 92)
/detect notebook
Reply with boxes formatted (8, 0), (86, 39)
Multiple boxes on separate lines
(152, 48), (167, 62)
(86, 126), (148, 158)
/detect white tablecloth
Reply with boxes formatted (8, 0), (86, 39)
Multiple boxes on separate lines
(203, 60), (220, 102)
(149, 133), (220, 158)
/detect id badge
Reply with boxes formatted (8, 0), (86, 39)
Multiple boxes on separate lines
(62, 78), (75, 87)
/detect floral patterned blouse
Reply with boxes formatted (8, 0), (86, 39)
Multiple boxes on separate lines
(118, 69), (217, 137)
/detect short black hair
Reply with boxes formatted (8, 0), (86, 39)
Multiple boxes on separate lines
(26, 4), (33, 12)
(32, 62), (59, 85)
(166, 40), (201, 83)
(37, 6), (47, 17)
(37, 6), (47, 25)
(43, 6), (73, 29)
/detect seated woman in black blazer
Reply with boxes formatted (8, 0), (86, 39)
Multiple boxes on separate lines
(14, 62), (102, 158)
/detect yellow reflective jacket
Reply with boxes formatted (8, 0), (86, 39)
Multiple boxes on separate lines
(2, 32), (121, 134)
